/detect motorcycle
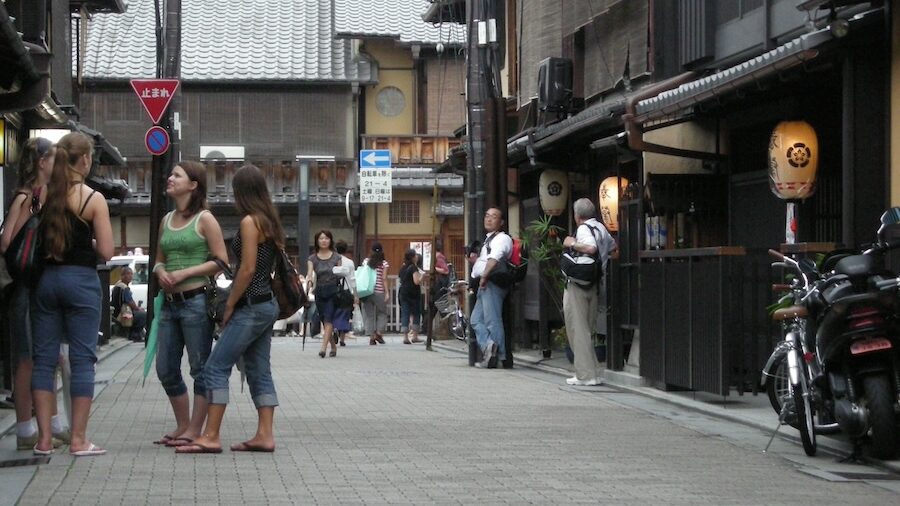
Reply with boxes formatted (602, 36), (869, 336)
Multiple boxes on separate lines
(762, 208), (900, 459)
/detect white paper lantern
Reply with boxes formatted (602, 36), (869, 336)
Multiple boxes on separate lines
(599, 176), (629, 232)
(768, 120), (819, 200)
(539, 169), (568, 216)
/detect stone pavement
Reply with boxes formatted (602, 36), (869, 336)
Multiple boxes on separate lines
(2, 334), (899, 505)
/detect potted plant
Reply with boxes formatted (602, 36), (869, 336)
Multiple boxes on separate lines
(523, 215), (566, 357)
(522, 215), (566, 313)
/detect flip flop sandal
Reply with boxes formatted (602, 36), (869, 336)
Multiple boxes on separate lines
(165, 437), (195, 448)
(230, 442), (275, 453)
(153, 434), (176, 445)
(33, 445), (54, 456)
(71, 443), (106, 457)
(175, 443), (223, 454)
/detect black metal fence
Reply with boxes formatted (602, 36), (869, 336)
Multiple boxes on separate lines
(637, 248), (776, 396)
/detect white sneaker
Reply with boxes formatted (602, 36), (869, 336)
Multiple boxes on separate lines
(481, 340), (496, 368)
(567, 377), (603, 386)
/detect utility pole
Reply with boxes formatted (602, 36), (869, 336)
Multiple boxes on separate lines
(147, 0), (180, 323)
(466, 0), (507, 366)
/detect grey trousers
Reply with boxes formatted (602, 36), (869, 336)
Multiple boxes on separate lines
(362, 293), (388, 335)
(563, 283), (600, 381)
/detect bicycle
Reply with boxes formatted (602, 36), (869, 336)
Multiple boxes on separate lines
(434, 263), (470, 342)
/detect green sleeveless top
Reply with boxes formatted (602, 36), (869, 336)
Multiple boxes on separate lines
(160, 210), (210, 288)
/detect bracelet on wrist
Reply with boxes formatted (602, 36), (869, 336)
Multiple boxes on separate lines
(153, 263), (167, 273)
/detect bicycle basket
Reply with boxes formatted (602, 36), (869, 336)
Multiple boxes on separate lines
(434, 293), (455, 315)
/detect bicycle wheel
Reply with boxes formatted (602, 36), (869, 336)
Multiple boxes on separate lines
(449, 311), (468, 341)
(791, 365), (817, 456)
(765, 351), (796, 425)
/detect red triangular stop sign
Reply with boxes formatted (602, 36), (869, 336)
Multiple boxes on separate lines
(130, 79), (180, 124)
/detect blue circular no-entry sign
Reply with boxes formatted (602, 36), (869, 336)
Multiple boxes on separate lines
(145, 126), (170, 156)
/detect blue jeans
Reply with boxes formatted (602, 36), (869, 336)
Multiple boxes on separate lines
(155, 295), (213, 397)
(205, 298), (279, 408)
(30, 266), (101, 398)
(399, 293), (421, 333)
(470, 283), (507, 360)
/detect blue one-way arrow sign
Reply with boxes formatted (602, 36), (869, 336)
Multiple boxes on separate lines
(360, 149), (392, 169)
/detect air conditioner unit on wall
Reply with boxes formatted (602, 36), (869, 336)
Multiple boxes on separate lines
(537, 57), (573, 114)
(200, 145), (245, 161)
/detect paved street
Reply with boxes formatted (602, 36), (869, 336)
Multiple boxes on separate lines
(4, 336), (900, 505)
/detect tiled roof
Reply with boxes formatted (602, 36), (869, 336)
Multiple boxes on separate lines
(436, 198), (463, 216)
(391, 168), (463, 190)
(80, 0), (374, 82)
(334, 0), (466, 46)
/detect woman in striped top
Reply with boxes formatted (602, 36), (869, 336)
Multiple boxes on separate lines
(361, 242), (389, 345)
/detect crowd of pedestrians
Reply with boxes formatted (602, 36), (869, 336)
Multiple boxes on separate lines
(0, 136), (617, 458)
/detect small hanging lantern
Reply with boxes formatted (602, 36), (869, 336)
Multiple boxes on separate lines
(539, 169), (568, 216)
(598, 176), (629, 232)
(768, 120), (819, 200)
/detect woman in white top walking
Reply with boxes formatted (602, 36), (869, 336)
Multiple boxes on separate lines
(331, 240), (357, 346)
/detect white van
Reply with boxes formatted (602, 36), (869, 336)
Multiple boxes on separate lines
(106, 254), (150, 308)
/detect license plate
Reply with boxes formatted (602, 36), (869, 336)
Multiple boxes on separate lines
(850, 337), (893, 355)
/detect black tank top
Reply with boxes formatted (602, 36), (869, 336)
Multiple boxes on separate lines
(45, 191), (97, 268)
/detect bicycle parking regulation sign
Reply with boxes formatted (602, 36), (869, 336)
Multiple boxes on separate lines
(145, 126), (170, 156)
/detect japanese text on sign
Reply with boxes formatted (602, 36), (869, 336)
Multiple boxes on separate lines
(139, 87), (171, 99)
(359, 168), (392, 203)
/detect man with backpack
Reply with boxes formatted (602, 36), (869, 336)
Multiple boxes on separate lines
(560, 198), (616, 386)
(470, 207), (512, 368)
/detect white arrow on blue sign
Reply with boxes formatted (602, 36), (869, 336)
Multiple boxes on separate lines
(359, 149), (392, 169)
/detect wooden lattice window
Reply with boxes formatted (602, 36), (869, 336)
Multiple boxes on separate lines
(389, 200), (419, 224)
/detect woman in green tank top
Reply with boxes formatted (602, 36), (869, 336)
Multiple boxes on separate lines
(151, 161), (228, 448)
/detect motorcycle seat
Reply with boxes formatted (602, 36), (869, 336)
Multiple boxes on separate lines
(834, 254), (875, 278)
(772, 305), (808, 321)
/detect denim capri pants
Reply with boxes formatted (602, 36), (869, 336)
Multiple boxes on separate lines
(205, 297), (279, 408)
(30, 266), (101, 398)
(155, 295), (214, 397)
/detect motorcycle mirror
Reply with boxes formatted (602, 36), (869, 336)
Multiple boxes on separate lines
(880, 208), (900, 226)
(877, 208), (900, 238)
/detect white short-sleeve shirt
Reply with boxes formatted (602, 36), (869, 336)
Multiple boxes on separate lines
(576, 218), (615, 267)
(471, 231), (512, 278)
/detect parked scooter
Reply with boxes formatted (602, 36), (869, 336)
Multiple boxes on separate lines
(762, 208), (900, 459)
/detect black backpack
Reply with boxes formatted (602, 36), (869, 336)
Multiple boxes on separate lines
(560, 224), (603, 288)
(111, 284), (125, 317)
(272, 247), (307, 320)
(485, 232), (528, 288)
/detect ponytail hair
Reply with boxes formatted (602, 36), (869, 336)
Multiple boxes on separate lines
(42, 132), (93, 259)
